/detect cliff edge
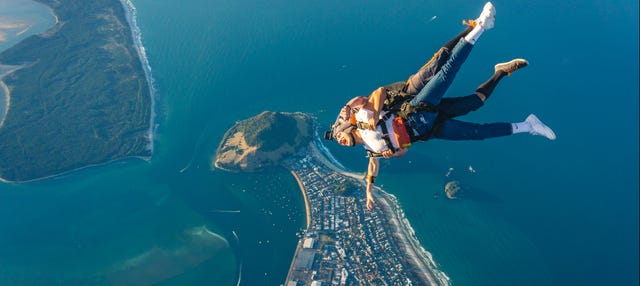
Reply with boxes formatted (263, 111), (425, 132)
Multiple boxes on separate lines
(214, 111), (313, 172)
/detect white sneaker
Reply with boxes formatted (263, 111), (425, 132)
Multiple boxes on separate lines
(494, 59), (529, 76)
(525, 114), (556, 140)
(476, 2), (496, 30)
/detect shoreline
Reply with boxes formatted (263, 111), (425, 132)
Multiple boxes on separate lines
(0, 80), (8, 128)
(0, 155), (150, 184)
(290, 171), (311, 229)
(119, 0), (156, 154)
(0, 64), (23, 129)
(377, 189), (451, 284)
(1, 0), (156, 183)
(305, 139), (450, 285)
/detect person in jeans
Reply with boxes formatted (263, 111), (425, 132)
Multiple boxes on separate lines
(324, 2), (556, 210)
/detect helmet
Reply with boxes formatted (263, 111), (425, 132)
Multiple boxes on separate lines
(324, 119), (354, 141)
(324, 105), (355, 141)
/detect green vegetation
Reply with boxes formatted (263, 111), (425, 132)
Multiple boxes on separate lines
(0, 0), (151, 182)
(214, 111), (314, 172)
(235, 111), (312, 151)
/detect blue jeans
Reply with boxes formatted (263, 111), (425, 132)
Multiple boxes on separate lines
(408, 100), (512, 141)
(406, 38), (513, 140)
(410, 38), (473, 107)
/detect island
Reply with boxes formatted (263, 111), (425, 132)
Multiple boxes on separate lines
(444, 180), (461, 199)
(214, 111), (313, 172)
(0, 0), (153, 182)
(214, 111), (450, 286)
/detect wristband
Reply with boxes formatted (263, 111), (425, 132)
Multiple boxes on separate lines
(366, 174), (376, 184)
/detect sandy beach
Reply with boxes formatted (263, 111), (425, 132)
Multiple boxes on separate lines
(0, 62), (31, 131)
(290, 170), (311, 229)
(0, 64), (19, 129)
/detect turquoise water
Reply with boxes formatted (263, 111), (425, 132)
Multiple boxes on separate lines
(0, 0), (638, 285)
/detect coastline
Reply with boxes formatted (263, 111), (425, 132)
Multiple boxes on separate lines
(303, 139), (450, 285)
(290, 170), (312, 229)
(0, 0), (155, 182)
(0, 64), (23, 129)
(119, 0), (156, 153)
(376, 190), (451, 284)
(0, 155), (149, 184)
(0, 80), (8, 128)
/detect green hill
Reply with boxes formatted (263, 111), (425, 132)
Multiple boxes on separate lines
(214, 111), (313, 172)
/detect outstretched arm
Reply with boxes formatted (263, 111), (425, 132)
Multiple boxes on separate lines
(365, 157), (380, 210)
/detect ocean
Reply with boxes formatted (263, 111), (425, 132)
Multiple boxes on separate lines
(0, 0), (638, 285)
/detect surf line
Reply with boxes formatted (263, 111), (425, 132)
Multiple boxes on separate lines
(209, 210), (241, 214)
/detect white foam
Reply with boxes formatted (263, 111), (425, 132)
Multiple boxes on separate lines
(313, 137), (349, 171)
(119, 0), (157, 154)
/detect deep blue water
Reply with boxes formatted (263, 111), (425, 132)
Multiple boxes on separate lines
(0, 0), (638, 285)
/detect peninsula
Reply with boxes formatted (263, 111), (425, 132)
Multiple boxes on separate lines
(0, 0), (153, 182)
(214, 111), (450, 286)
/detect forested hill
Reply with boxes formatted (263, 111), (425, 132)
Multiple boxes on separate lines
(214, 111), (314, 172)
(0, 0), (151, 182)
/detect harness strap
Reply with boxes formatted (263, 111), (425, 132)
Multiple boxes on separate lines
(356, 122), (370, 130)
(378, 120), (396, 153)
(366, 150), (383, 157)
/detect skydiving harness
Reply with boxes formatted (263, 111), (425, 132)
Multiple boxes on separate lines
(364, 82), (447, 157)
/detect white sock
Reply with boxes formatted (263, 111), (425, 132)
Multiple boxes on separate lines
(464, 25), (484, 45)
(511, 121), (531, 134)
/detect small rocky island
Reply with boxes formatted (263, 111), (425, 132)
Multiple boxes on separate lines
(444, 180), (461, 199)
(213, 111), (313, 172)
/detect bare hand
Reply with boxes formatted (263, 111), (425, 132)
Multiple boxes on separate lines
(381, 149), (394, 158)
(366, 191), (375, 210)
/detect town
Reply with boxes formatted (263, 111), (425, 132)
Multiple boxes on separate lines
(282, 144), (445, 286)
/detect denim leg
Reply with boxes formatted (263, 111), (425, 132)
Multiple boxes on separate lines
(404, 47), (450, 95)
(410, 38), (473, 106)
(438, 94), (484, 118)
(433, 119), (512, 140)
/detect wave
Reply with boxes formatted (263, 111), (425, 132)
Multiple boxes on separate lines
(209, 210), (241, 214)
(119, 0), (157, 154)
(312, 131), (349, 171)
